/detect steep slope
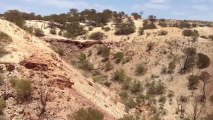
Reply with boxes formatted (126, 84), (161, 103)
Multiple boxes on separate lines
(0, 19), (126, 120)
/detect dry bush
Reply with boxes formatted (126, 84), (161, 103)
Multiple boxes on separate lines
(135, 63), (147, 76)
(0, 98), (5, 114)
(97, 46), (110, 59)
(114, 52), (124, 63)
(50, 28), (57, 35)
(158, 30), (168, 36)
(34, 28), (45, 37)
(101, 27), (110, 32)
(188, 75), (199, 90)
(138, 27), (144, 35)
(113, 69), (126, 82)
(197, 53), (210, 69)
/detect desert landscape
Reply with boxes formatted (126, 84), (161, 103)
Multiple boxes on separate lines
(0, 5), (213, 120)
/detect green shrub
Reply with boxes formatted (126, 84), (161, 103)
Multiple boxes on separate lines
(113, 69), (126, 82)
(89, 32), (105, 40)
(50, 28), (57, 35)
(69, 107), (104, 120)
(119, 115), (137, 120)
(34, 28), (45, 37)
(158, 30), (168, 36)
(97, 46), (110, 59)
(208, 35), (213, 40)
(135, 63), (147, 76)
(114, 52), (124, 63)
(14, 79), (32, 102)
(0, 98), (5, 114)
(188, 75), (199, 90)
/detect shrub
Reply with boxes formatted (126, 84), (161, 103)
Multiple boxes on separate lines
(158, 22), (167, 27)
(101, 27), (110, 32)
(147, 81), (166, 95)
(23, 26), (34, 34)
(69, 107), (104, 120)
(142, 20), (157, 30)
(179, 95), (188, 103)
(130, 81), (143, 94)
(182, 29), (199, 37)
(146, 42), (155, 52)
(179, 22), (191, 28)
(96, 46), (110, 59)
(158, 96), (166, 104)
(77, 54), (94, 71)
(200, 35), (208, 39)
(56, 48), (64, 56)
(34, 28), (45, 37)
(181, 47), (197, 73)
(208, 35), (213, 40)
(119, 90), (129, 100)
(119, 115), (137, 120)
(93, 75), (108, 84)
(0, 31), (12, 44)
(88, 26), (93, 31)
(64, 22), (86, 38)
(105, 62), (113, 71)
(135, 63), (147, 76)
(122, 77), (131, 90)
(4, 10), (25, 28)
(125, 98), (137, 111)
(114, 19), (135, 35)
(197, 53), (210, 69)
(89, 32), (105, 40)
(14, 79), (32, 102)
(0, 98), (5, 114)
(114, 52), (124, 63)
(209, 95), (213, 104)
(138, 27), (144, 35)
(188, 75), (199, 90)
(113, 69), (126, 82)
(50, 28), (57, 35)
(158, 30), (168, 36)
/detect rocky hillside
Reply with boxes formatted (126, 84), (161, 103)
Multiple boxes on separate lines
(0, 19), (126, 120)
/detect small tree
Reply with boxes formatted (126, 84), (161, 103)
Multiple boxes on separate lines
(69, 107), (104, 120)
(148, 15), (157, 23)
(4, 10), (25, 28)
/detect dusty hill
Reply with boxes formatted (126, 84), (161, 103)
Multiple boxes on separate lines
(0, 19), (127, 120)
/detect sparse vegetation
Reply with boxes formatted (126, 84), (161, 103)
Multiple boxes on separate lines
(147, 81), (166, 96)
(56, 48), (65, 56)
(105, 61), (113, 71)
(0, 32), (12, 57)
(64, 22), (86, 38)
(119, 115), (137, 120)
(182, 29), (199, 37)
(142, 20), (157, 30)
(69, 107), (104, 120)
(4, 10), (25, 28)
(138, 27), (144, 35)
(89, 32), (105, 40)
(76, 53), (94, 71)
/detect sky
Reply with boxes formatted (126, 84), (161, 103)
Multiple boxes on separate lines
(0, 0), (213, 21)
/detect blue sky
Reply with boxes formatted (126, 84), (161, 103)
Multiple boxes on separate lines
(0, 0), (213, 21)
